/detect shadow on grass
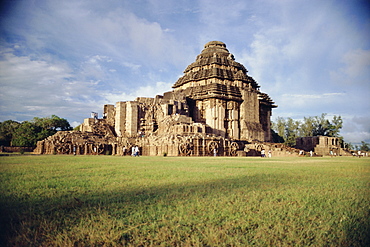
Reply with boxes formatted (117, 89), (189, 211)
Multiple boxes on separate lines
(0, 173), (279, 245)
(1, 172), (369, 246)
(341, 212), (370, 246)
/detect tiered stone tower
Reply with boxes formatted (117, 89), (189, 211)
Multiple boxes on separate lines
(172, 41), (276, 141)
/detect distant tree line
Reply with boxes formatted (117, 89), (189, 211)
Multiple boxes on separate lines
(356, 141), (370, 152)
(271, 113), (343, 147)
(0, 115), (72, 147)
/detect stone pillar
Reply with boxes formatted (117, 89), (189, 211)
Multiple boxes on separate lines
(125, 101), (139, 137)
(205, 99), (226, 137)
(261, 108), (272, 142)
(227, 101), (240, 139)
(240, 89), (259, 123)
(104, 104), (115, 126)
(218, 101), (226, 137)
(203, 137), (207, 156)
(115, 102), (126, 137)
(240, 88), (260, 140)
(230, 108), (240, 139)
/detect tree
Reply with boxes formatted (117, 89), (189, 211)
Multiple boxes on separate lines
(32, 115), (71, 131)
(312, 114), (327, 136)
(359, 141), (370, 151)
(299, 116), (315, 137)
(343, 142), (354, 150)
(284, 118), (300, 147)
(11, 121), (41, 147)
(1, 115), (72, 147)
(271, 117), (300, 147)
(272, 116), (286, 139)
(0, 120), (20, 146)
(271, 113), (343, 146)
(327, 115), (343, 137)
(32, 115), (72, 141)
(306, 113), (343, 137)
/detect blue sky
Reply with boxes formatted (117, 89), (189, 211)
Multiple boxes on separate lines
(0, 0), (369, 144)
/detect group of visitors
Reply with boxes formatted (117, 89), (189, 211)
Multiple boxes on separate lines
(132, 146), (140, 157)
(261, 149), (272, 158)
(356, 150), (368, 157)
(121, 146), (140, 157)
(299, 150), (314, 157)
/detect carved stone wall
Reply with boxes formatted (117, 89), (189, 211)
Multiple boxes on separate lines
(35, 41), (282, 156)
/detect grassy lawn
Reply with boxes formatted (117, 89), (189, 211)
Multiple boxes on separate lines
(0, 155), (369, 246)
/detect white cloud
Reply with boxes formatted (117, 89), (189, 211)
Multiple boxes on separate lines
(136, 81), (173, 97)
(8, 0), (193, 69)
(101, 81), (172, 104)
(282, 93), (346, 99)
(342, 131), (370, 145)
(70, 121), (81, 128)
(277, 92), (346, 110)
(121, 61), (142, 72)
(240, 31), (283, 82)
(0, 47), (105, 121)
(343, 49), (370, 77)
(0, 50), (70, 97)
(330, 49), (370, 86)
(341, 115), (370, 144)
(238, 0), (369, 94)
(101, 92), (136, 105)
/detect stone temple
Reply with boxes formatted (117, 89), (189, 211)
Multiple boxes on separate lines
(34, 41), (280, 156)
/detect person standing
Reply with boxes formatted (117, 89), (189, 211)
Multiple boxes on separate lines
(135, 146), (140, 157)
(261, 149), (266, 158)
(268, 150), (272, 158)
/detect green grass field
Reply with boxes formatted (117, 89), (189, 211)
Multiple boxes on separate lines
(0, 155), (369, 246)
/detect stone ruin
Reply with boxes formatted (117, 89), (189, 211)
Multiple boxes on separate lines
(295, 136), (351, 156)
(35, 41), (297, 157)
